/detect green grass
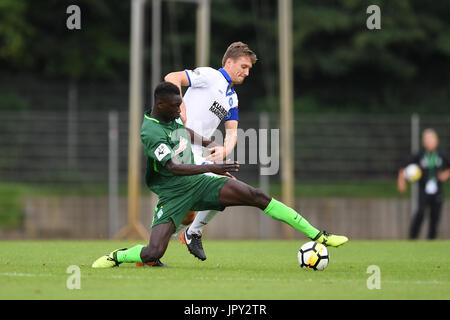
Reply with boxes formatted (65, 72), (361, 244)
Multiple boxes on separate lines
(0, 240), (449, 300)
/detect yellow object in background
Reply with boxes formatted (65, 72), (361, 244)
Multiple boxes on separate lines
(405, 164), (422, 183)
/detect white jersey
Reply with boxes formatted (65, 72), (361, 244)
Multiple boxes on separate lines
(183, 67), (239, 161)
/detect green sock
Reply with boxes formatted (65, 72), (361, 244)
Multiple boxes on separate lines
(116, 244), (145, 263)
(263, 198), (320, 239)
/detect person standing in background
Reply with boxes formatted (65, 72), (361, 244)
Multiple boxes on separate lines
(397, 129), (450, 239)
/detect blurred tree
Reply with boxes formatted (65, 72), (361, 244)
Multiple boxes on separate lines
(0, 0), (130, 80)
(0, 0), (448, 114)
(0, 0), (33, 69)
(27, 0), (130, 80)
(291, 0), (450, 113)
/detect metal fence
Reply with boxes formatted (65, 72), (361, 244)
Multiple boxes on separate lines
(1, 111), (449, 239)
(22, 196), (450, 239)
(1, 111), (449, 185)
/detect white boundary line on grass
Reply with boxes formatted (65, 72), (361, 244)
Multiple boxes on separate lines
(0, 272), (448, 286)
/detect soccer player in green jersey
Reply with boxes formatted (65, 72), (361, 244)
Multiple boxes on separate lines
(92, 82), (348, 268)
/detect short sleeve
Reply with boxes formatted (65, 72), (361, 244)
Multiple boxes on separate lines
(142, 135), (174, 167)
(184, 67), (214, 88)
(224, 107), (239, 122)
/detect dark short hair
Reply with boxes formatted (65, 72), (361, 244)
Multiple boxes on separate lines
(154, 81), (181, 103)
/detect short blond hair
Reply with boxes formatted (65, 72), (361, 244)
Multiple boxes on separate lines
(221, 42), (257, 67)
(422, 128), (439, 139)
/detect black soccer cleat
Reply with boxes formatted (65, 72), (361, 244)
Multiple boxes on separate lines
(181, 227), (207, 261)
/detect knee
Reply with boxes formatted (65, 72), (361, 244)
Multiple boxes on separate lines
(248, 187), (271, 207)
(140, 243), (165, 263)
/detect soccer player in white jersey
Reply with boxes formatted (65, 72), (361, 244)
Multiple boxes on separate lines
(163, 42), (257, 260)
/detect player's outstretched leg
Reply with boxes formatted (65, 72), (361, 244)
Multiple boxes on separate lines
(180, 210), (218, 261)
(91, 248), (128, 268)
(181, 226), (207, 261)
(91, 222), (174, 268)
(218, 179), (348, 247)
(188, 210), (218, 236)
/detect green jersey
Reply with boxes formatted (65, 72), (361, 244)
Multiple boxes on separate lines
(141, 112), (198, 195)
(141, 111), (230, 229)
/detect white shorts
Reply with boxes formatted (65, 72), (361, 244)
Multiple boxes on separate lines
(193, 152), (216, 177)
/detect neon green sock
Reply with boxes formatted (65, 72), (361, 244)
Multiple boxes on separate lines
(116, 244), (145, 263)
(263, 198), (320, 239)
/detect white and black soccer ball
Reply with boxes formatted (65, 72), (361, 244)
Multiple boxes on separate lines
(298, 241), (329, 271)
(404, 163), (422, 183)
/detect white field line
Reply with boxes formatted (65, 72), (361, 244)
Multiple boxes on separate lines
(0, 272), (448, 286)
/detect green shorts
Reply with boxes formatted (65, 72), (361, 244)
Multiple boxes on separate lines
(151, 174), (230, 229)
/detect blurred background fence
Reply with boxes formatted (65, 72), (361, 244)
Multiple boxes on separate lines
(1, 109), (449, 239)
(1, 0), (450, 240)
(1, 111), (449, 183)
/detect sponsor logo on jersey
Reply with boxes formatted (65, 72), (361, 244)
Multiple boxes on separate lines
(209, 100), (228, 121)
(154, 143), (171, 161)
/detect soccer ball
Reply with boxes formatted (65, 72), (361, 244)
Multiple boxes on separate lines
(298, 241), (329, 271)
(404, 163), (422, 183)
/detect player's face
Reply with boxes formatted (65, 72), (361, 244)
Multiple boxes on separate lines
(423, 132), (439, 152)
(226, 56), (253, 84)
(158, 95), (182, 121)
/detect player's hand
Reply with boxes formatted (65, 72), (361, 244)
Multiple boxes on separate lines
(438, 169), (450, 182)
(397, 178), (407, 194)
(206, 146), (227, 162)
(208, 161), (239, 178)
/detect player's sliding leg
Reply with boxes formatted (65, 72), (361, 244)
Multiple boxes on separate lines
(218, 179), (348, 247)
(186, 209), (218, 236)
(91, 222), (173, 268)
(176, 211), (209, 261)
(182, 178), (348, 262)
(180, 211), (209, 261)
(180, 210), (218, 261)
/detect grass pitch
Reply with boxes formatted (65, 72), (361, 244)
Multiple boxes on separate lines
(0, 239), (448, 300)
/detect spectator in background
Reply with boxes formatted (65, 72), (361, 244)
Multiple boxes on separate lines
(397, 129), (450, 239)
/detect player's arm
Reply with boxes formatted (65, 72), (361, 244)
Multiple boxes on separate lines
(397, 168), (407, 194)
(146, 136), (238, 178)
(164, 71), (190, 123)
(438, 169), (450, 182)
(165, 157), (239, 178)
(185, 127), (218, 149)
(438, 155), (450, 182)
(207, 116), (238, 162)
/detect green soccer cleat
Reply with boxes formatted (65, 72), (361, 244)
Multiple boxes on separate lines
(312, 231), (348, 247)
(92, 248), (127, 268)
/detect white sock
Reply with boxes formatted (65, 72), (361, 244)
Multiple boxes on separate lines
(188, 210), (218, 235)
